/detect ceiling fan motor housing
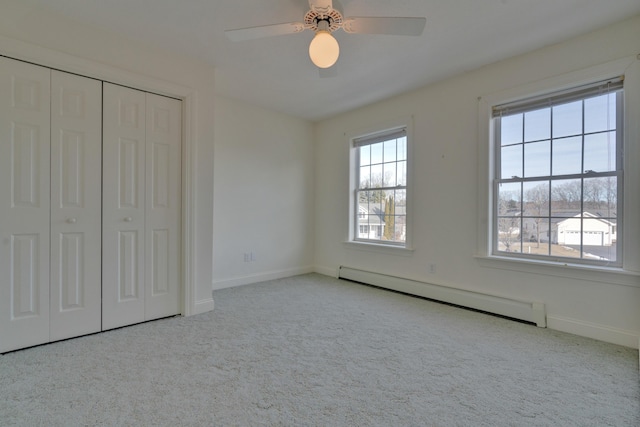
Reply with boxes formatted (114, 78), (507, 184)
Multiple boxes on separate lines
(304, 8), (343, 32)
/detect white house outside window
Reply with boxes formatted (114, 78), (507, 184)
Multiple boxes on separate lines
(492, 77), (623, 266)
(353, 128), (408, 246)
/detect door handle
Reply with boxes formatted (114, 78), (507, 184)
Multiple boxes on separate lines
(124, 217), (133, 222)
(66, 218), (77, 224)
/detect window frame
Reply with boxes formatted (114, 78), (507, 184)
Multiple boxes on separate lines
(347, 116), (414, 251)
(476, 56), (640, 282)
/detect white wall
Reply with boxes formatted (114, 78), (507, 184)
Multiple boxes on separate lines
(213, 96), (315, 289)
(0, 4), (215, 313)
(314, 15), (640, 348)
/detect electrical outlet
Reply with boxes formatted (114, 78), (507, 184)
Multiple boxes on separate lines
(243, 253), (250, 262)
(429, 264), (436, 274)
(250, 252), (256, 262)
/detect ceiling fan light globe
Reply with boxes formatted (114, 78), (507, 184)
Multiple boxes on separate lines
(309, 30), (339, 68)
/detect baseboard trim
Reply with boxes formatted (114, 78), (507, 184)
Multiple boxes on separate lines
(546, 315), (639, 349)
(212, 266), (315, 290)
(192, 298), (215, 315)
(314, 265), (340, 278)
(338, 266), (547, 327)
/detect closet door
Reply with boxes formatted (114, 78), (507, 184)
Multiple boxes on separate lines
(103, 84), (181, 330)
(0, 57), (51, 353)
(145, 93), (181, 320)
(102, 83), (146, 330)
(49, 71), (102, 341)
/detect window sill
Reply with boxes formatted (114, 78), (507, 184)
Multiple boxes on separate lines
(343, 241), (415, 257)
(474, 254), (640, 288)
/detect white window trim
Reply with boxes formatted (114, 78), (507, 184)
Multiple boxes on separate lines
(476, 55), (640, 283)
(345, 115), (414, 252)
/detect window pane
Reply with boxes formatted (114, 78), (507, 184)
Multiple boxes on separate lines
(359, 145), (371, 166)
(397, 137), (407, 161)
(394, 217), (406, 243)
(497, 215), (521, 253)
(397, 161), (407, 186)
(370, 164), (383, 187)
(585, 93), (616, 133)
(551, 179), (581, 216)
(394, 189), (407, 205)
(553, 100), (582, 138)
(358, 190), (370, 204)
(584, 177), (617, 217)
(381, 193), (397, 241)
(359, 190), (384, 206)
(383, 162), (397, 187)
(522, 217), (549, 250)
(359, 166), (371, 189)
(357, 214), (369, 227)
(524, 107), (550, 142)
(524, 141), (550, 178)
(372, 199), (384, 218)
(498, 182), (521, 215)
(501, 114), (523, 145)
(584, 132), (616, 173)
(501, 145), (522, 178)
(582, 217), (616, 261)
(371, 190), (385, 205)
(370, 142), (383, 165)
(383, 139), (396, 162)
(552, 136), (582, 176)
(532, 239), (550, 257)
(523, 181), (549, 216)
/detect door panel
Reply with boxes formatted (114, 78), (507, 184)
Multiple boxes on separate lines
(151, 229), (169, 295)
(118, 230), (140, 300)
(11, 234), (42, 317)
(50, 70), (102, 341)
(145, 93), (181, 320)
(59, 130), (84, 208)
(12, 123), (43, 207)
(58, 232), (84, 309)
(0, 57), (51, 353)
(118, 138), (140, 208)
(103, 83), (146, 330)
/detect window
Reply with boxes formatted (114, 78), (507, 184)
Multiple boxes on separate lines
(492, 77), (623, 266)
(352, 128), (408, 246)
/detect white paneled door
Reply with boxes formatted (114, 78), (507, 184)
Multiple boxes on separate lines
(145, 93), (182, 320)
(102, 84), (146, 329)
(49, 71), (102, 341)
(0, 57), (51, 353)
(102, 83), (181, 330)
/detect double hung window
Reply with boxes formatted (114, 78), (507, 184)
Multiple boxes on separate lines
(492, 77), (623, 266)
(353, 128), (408, 246)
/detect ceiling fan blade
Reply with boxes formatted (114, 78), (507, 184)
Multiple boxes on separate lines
(225, 22), (306, 42)
(342, 17), (426, 36)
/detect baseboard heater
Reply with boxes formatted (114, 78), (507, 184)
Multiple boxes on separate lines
(338, 266), (546, 327)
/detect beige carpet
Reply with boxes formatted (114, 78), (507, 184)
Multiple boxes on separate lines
(1, 273), (638, 426)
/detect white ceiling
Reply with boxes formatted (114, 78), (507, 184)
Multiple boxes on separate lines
(16, 0), (640, 121)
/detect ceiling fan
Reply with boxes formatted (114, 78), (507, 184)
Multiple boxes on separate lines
(225, 0), (426, 69)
